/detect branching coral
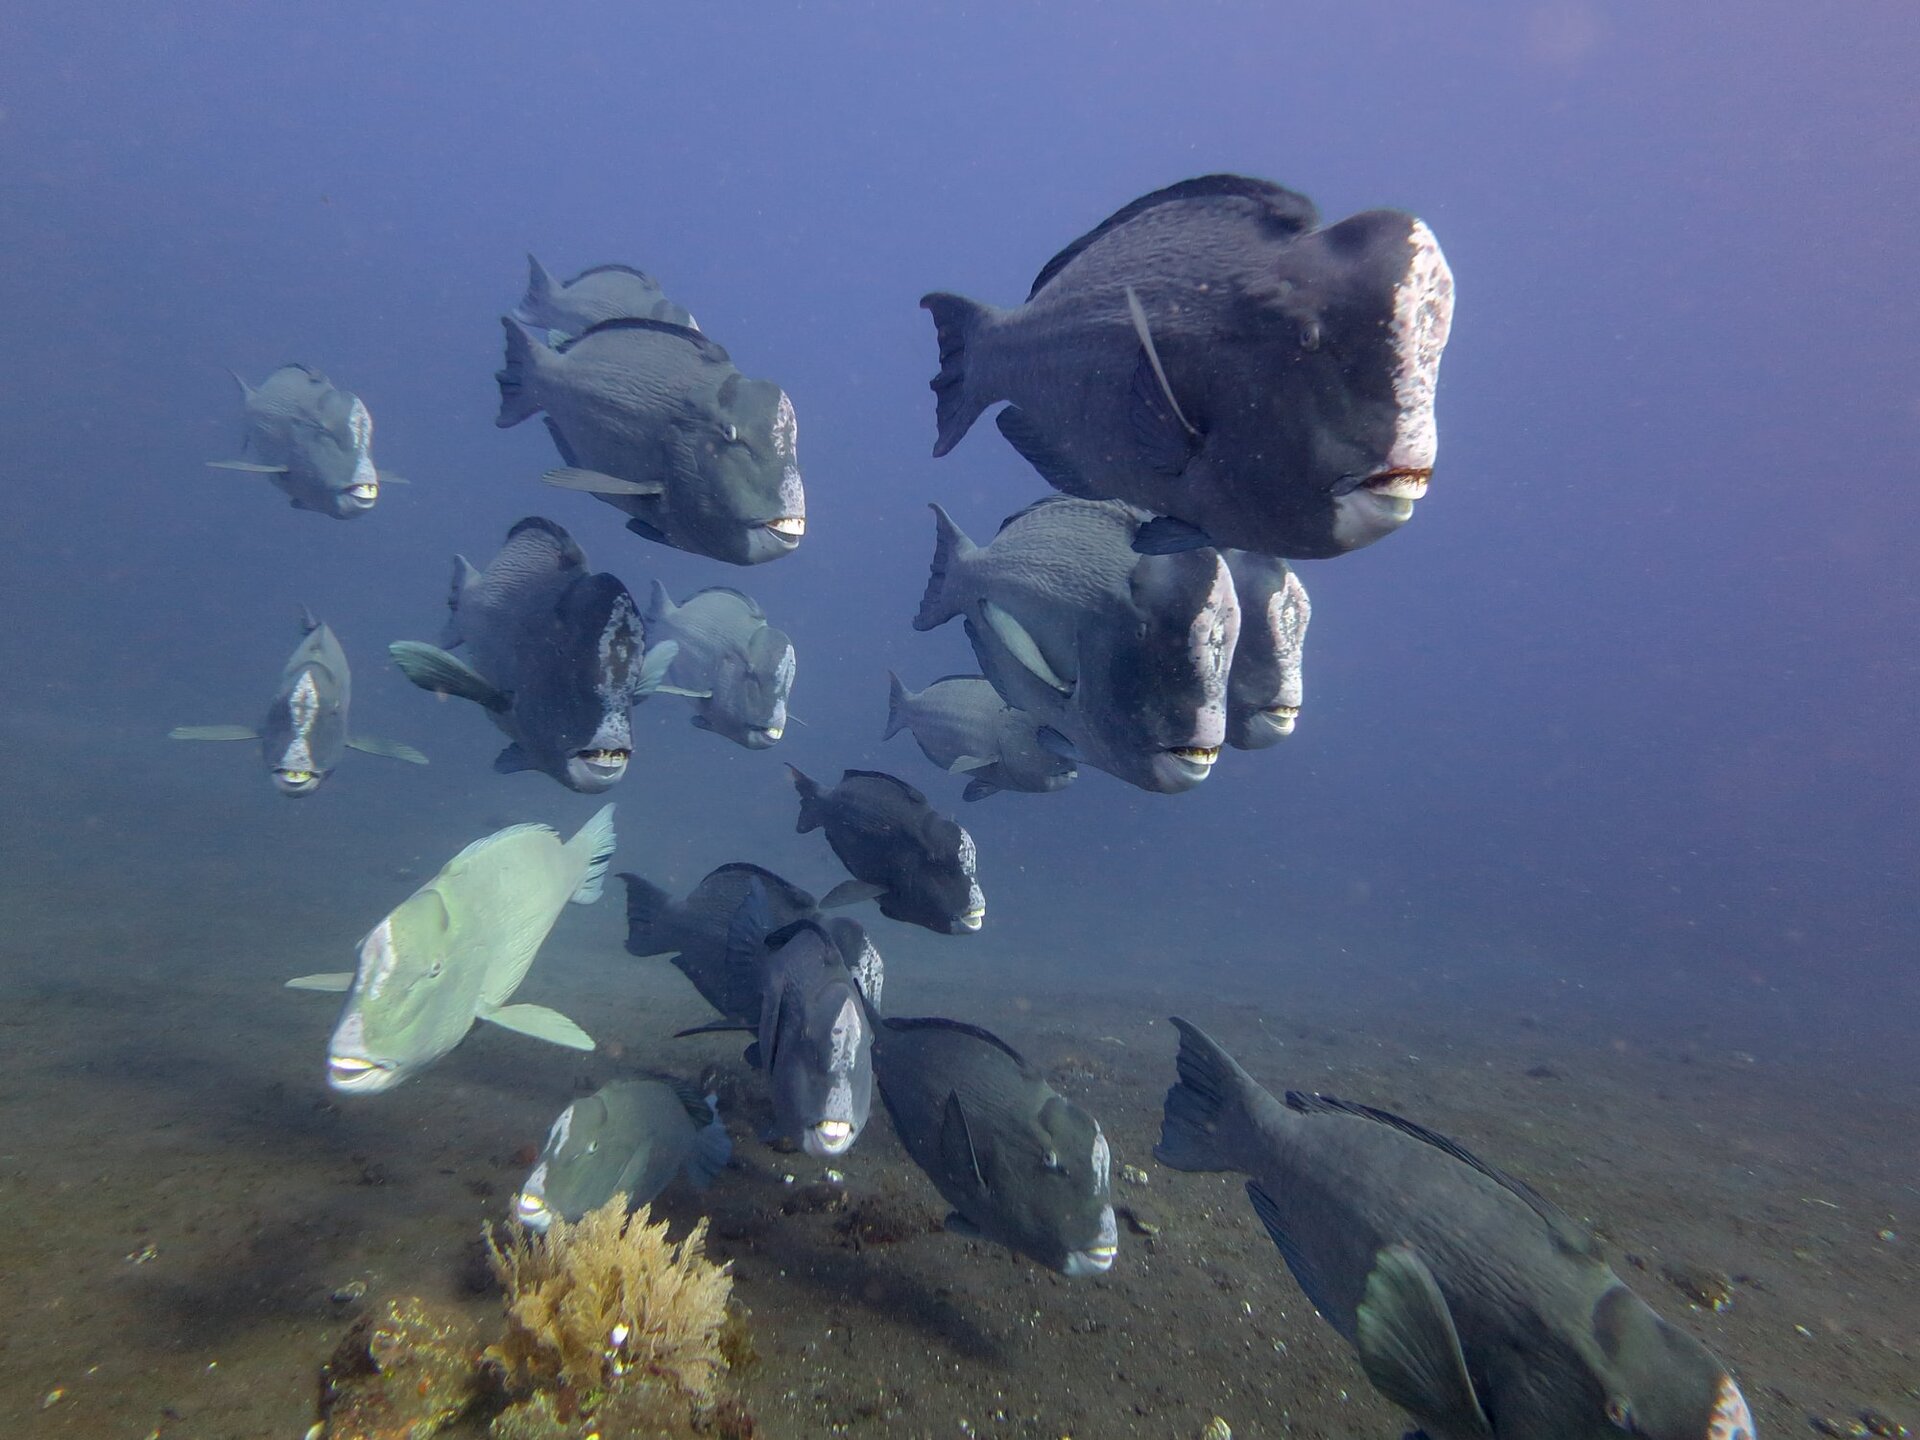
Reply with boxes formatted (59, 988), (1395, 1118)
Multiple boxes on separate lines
(484, 1195), (733, 1411)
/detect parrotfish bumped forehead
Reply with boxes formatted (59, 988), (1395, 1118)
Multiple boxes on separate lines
(1386, 219), (1454, 480)
(272, 668), (328, 795)
(345, 396), (379, 505)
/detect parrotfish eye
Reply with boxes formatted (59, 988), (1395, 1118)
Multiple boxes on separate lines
(427, 961), (443, 979)
(1603, 1397), (1631, 1430)
(1299, 320), (1322, 351)
(585, 1140), (599, 1154)
(724, 422), (740, 443)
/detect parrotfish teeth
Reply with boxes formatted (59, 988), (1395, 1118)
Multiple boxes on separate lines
(1362, 467), (1431, 501)
(1170, 746), (1220, 766)
(766, 516), (806, 538)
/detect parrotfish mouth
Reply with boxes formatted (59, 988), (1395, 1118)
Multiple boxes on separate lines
(1361, 466), (1430, 501)
(273, 768), (323, 796)
(576, 748), (630, 779)
(764, 516), (806, 542)
(810, 1119), (856, 1155)
(1167, 745), (1221, 778)
(1259, 705), (1300, 735)
(1706, 1376), (1755, 1440)
(1064, 1206), (1121, 1276)
(347, 481), (379, 503)
(958, 905), (986, 932)
(513, 1191), (554, 1231)
(745, 723), (785, 747)
(327, 1054), (396, 1092)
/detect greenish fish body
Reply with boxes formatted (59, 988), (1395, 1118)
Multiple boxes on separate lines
(295, 806), (614, 1093)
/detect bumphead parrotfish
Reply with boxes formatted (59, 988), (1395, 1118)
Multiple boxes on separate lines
(513, 255), (698, 343)
(209, 364), (403, 519)
(921, 174), (1454, 559)
(170, 608), (425, 795)
(496, 316), (806, 565)
(1155, 1019), (1756, 1440)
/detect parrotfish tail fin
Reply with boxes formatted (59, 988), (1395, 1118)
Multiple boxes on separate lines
(620, 872), (673, 955)
(686, 1100), (732, 1190)
(494, 315), (548, 427)
(296, 603), (321, 636)
(440, 555), (483, 648)
(566, 802), (618, 904)
(920, 291), (995, 455)
(644, 578), (676, 629)
(515, 253), (557, 326)
(882, 671), (910, 740)
(789, 764), (825, 833)
(914, 503), (976, 631)
(1154, 1016), (1264, 1174)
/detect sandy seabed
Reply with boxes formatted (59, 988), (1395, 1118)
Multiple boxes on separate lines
(1, 889), (1915, 1440)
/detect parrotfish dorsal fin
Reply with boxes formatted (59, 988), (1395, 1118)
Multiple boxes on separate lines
(1026, 174), (1321, 300)
(1286, 1092), (1595, 1255)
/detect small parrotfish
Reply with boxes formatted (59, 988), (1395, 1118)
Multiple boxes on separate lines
(209, 364), (406, 519)
(513, 1075), (730, 1232)
(169, 607), (425, 796)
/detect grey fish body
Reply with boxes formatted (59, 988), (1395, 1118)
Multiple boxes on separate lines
(513, 256), (698, 341)
(259, 615), (350, 793)
(918, 499), (1237, 793)
(622, 862), (819, 1018)
(513, 1076), (730, 1232)
(1155, 1020), (1755, 1440)
(212, 364), (388, 519)
(735, 909), (874, 1159)
(882, 672), (1075, 800)
(921, 175), (1454, 559)
(495, 317), (806, 565)
(790, 766), (985, 935)
(170, 609), (425, 794)
(1222, 550), (1310, 748)
(646, 583), (796, 748)
(869, 1014), (1116, 1276)
(390, 517), (673, 792)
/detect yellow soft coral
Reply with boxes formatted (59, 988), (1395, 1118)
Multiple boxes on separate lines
(485, 1195), (733, 1409)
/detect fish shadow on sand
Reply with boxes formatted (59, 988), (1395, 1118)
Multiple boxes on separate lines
(701, 1134), (1006, 1363)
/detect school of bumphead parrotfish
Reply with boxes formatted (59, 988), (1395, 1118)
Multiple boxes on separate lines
(170, 173), (1761, 1438)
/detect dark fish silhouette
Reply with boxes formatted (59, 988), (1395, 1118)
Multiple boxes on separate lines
(921, 174), (1454, 559)
(210, 364), (404, 519)
(789, 766), (985, 934)
(1156, 1019), (1756, 1440)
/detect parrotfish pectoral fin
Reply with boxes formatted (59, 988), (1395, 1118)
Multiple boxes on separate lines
(1355, 1243), (1494, 1439)
(938, 1090), (988, 1193)
(631, 641), (680, 700)
(345, 736), (429, 764)
(948, 754), (996, 773)
(981, 600), (1070, 693)
(168, 724), (261, 741)
(658, 684), (713, 699)
(686, 1112), (733, 1189)
(625, 516), (670, 544)
(1131, 516), (1215, 555)
(285, 972), (354, 992)
(961, 777), (1001, 802)
(995, 406), (1100, 499)
(673, 1019), (755, 1038)
(1034, 727), (1079, 762)
(542, 466), (665, 496)
(819, 879), (887, 910)
(377, 470), (410, 485)
(1124, 285), (1200, 439)
(492, 743), (537, 774)
(388, 641), (512, 711)
(483, 1003), (595, 1050)
(943, 1211), (984, 1238)
(207, 461), (290, 474)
